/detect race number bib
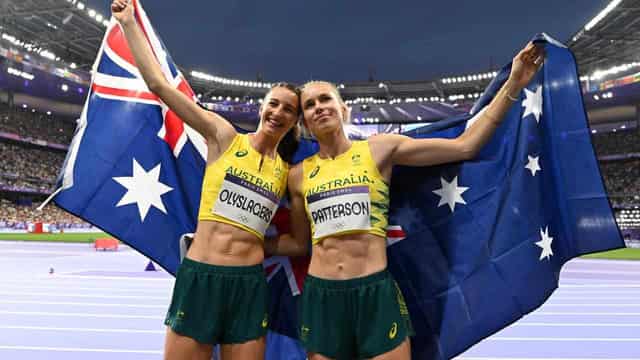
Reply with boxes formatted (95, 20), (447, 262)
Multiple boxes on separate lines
(307, 185), (371, 239)
(212, 174), (279, 235)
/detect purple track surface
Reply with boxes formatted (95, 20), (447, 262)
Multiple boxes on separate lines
(0, 240), (638, 360)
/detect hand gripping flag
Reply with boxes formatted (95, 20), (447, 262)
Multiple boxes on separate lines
(51, 4), (623, 357)
(50, 0), (309, 351)
(385, 34), (624, 359)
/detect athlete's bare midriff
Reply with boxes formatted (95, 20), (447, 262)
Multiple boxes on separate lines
(186, 220), (265, 266)
(308, 233), (387, 280)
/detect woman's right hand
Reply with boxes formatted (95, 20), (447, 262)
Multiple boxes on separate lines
(111, 0), (135, 25)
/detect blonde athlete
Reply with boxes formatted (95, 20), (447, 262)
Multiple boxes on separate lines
(112, 1), (301, 359)
(271, 42), (544, 359)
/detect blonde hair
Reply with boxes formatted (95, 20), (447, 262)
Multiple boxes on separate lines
(298, 80), (350, 124)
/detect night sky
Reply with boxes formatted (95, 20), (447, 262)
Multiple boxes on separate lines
(94, 0), (606, 83)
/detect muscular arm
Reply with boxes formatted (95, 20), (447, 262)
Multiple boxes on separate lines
(379, 79), (521, 167)
(114, 1), (235, 146)
(372, 43), (544, 169)
(264, 165), (311, 257)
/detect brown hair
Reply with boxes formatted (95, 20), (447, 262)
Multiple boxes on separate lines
(265, 82), (301, 163)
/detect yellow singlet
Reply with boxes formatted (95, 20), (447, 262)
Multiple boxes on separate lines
(198, 134), (288, 240)
(302, 140), (389, 244)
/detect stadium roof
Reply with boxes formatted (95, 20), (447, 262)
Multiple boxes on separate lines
(0, 0), (108, 69)
(1, 0), (637, 99)
(569, 0), (640, 75)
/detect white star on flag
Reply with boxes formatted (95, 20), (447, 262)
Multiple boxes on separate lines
(536, 226), (554, 260)
(522, 86), (543, 123)
(433, 176), (469, 212)
(525, 155), (541, 176)
(113, 158), (173, 222)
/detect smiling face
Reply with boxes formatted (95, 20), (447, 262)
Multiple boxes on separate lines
(257, 85), (300, 140)
(300, 81), (348, 138)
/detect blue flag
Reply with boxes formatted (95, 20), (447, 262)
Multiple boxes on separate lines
(385, 33), (624, 359)
(51, 3), (622, 357)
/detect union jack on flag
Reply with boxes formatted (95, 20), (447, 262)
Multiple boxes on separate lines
(52, 2), (623, 357)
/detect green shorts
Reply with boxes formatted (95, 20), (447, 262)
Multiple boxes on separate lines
(164, 257), (269, 345)
(299, 270), (413, 359)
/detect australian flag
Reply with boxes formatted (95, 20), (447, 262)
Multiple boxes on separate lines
(52, 0), (623, 357)
(384, 34), (624, 359)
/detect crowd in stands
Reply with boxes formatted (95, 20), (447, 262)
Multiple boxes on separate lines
(0, 142), (64, 193)
(0, 99), (638, 229)
(0, 103), (76, 145)
(599, 159), (640, 208)
(0, 198), (90, 229)
(592, 130), (640, 155)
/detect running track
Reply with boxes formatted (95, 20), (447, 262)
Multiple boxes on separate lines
(0, 241), (638, 359)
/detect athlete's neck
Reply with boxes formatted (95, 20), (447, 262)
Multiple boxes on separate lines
(316, 129), (351, 160)
(248, 132), (278, 159)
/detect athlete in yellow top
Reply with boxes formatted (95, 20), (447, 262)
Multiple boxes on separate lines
(112, 1), (300, 359)
(272, 42), (545, 359)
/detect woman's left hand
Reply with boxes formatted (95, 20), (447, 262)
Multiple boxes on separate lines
(508, 42), (545, 90)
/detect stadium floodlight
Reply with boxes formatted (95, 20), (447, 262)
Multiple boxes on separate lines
(77, 2), (85, 10)
(61, 84), (69, 92)
(585, 0), (622, 31)
(96, 14), (103, 23)
(70, 62), (77, 69)
(103, 20), (110, 27)
(22, 104), (27, 109)
(47, 111), (52, 115)
(88, 9), (96, 18)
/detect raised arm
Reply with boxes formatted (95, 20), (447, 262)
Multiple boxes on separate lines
(376, 42), (544, 168)
(111, 0), (235, 145)
(264, 164), (311, 257)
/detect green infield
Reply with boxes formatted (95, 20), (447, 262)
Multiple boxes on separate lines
(0, 233), (111, 243)
(582, 247), (640, 261)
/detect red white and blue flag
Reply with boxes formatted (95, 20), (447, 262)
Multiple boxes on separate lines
(53, 1), (623, 358)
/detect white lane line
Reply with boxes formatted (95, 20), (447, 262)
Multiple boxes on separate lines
(489, 337), (640, 342)
(0, 291), (165, 300)
(562, 270), (640, 275)
(459, 357), (640, 360)
(43, 274), (172, 281)
(553, 291), (640, 295)
(549, 297), (640, 300)
(568, 259), (640, 266)
(532, 312), (640, 316)
(0, 250), (86, 255)
(514, 322), (640, 327)
(0, 284), (171, 294)
(541, 304), (640, 307)
(0, 345), (161, 354)
(0, 310), (163, 320)
(0, 279), (172, 289)
(560, 279), (640, 284)
(0, 241), (96, 247)
(560, 284), (640, 288)
(0, 300), (167, 309)
(0, 325), (164, 334)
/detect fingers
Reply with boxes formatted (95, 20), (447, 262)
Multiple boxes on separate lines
(517, 42), (545, 66)
(111, 0), (130, 12)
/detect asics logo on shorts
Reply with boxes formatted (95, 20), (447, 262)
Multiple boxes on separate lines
(388, 322), (398, 339)
(262, 314), (268, 328)
(300, 325), (311, 339)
